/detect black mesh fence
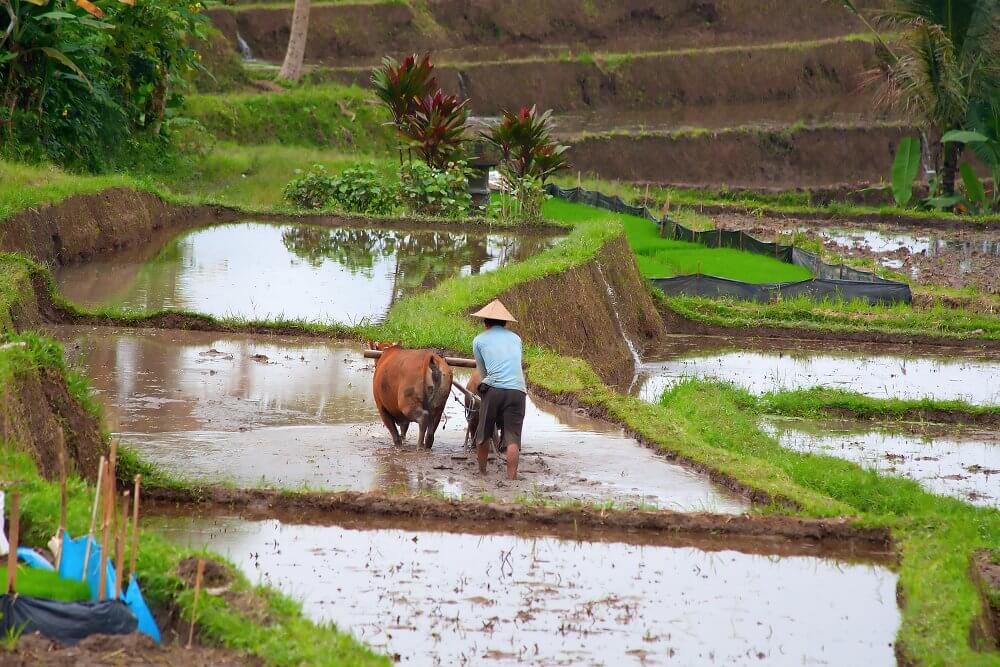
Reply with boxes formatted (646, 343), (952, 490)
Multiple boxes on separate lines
(545, 184), (912, 305)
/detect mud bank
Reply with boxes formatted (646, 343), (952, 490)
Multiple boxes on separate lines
(324, 39), (879, 117)
(4, 633), (253, 666)
(0, 343), (104, 481)
(144, 488), (891, 550)
(146, 509), (900, 664)
(493, 234), (666, 387)
(567, 124), (909, 189)
(973, 551), (1000, 650)
(207, 0), (883, 66)
(660, 306), (1000, 351)
(0, 188), (234, 266)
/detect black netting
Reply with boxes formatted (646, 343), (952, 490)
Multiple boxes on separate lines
(546, 184), (912, 304)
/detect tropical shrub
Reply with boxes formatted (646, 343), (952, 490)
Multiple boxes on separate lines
(0, 0), (207, 171)
(283, 164), (337, 209)
(328, 165), (398, 215)
(403, 90), (470, 168)
(482, 106), (568, 223)
(482, 106), (569, 182)
(370, 53), (436, 127)
(839, 0), (1000, 196)
(371, 53), (470, 168)
(399, 160), (471, 218)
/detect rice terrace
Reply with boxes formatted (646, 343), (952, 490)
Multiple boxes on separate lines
(1, 0), (1000, 664)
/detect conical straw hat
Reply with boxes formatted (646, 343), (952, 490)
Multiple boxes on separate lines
(471, 299), (517, 322)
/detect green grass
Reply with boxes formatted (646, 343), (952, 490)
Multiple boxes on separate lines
(542, 198), (812, 283)
(0, 566), (91, 602)
(183, 84), (394, 152)
(662, 291), (1000, 340)
(758, 386), (1000, 422)
(0, 162), (147, 224)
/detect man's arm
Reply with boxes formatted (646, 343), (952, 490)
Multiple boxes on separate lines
(472, 338), (487, 381)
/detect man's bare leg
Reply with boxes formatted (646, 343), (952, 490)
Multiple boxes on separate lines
(477, 439), (490, 475)
(506, 442), (520, 480)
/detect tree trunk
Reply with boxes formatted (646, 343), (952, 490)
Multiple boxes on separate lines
(277, 0), (309, 82)
(941, 139), (960, 197)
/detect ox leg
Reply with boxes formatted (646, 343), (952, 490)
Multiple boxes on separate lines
(398, 420), (410, 441)
(378, 408), (402, 446)
(423, 409), (445, 450)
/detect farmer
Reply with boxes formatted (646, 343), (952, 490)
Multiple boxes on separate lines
(470, 299), (526, 480)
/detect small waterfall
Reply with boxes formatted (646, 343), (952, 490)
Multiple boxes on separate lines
(595, 263), (643, 390)
(236, 32), (255, 62)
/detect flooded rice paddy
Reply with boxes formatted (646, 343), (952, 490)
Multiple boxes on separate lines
(765, 419), (1000, 507)
(53, 325), (745, 512)
(635, 336), (1000, 405)
(147, 510), (901, 666)
(55, 222), (560, 324)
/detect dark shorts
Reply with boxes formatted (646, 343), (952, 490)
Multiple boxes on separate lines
(475, 384), (526, 448)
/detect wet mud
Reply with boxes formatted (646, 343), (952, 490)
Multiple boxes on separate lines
(765, 418), (1000, 507)
(54, 222), (559, 325)
(713, 212), (1000, 294)
(636, 335), (1000, 405)
(51, 325), (745, 512)
(145, 510), (901, 666)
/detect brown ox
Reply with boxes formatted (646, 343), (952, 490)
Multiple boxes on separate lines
(372, 344), (453, 449)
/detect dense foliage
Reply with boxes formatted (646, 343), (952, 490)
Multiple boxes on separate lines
(398, 159), (471, 218)
(282, 163), (338, 209)
(0, 0), (208, 171)
(842, 0), (1000, 200)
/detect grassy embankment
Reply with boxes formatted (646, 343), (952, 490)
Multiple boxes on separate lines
(757, 386), (1000, 422)
(0, 335), (388, 665)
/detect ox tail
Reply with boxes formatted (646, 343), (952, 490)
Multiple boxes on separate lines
(424, 355), (447, 414)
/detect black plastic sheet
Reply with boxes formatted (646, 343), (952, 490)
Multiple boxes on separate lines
(545, 184), (912, 304)
(0, 594), (137, 645)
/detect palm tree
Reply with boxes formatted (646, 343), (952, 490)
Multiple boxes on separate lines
(840, 0), (1000, 195)
(277, 0), (310, 82)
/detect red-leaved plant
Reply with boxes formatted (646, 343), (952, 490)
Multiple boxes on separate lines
(482, 106), (568, 182)
(371, 53), (470, 168)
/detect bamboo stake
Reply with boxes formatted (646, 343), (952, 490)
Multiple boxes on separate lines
(81, 454), (106, 581)
(56, 447), (67, 571)
(108, 439), (118, 509)
(114, 491), (129, 599)
(187, 559), (206, 649)
(5, 492), (18, 594)
(129, 474), (141, 578)
(97, 460), (112, 600)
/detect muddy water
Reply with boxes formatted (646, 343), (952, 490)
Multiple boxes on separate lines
(765, 418), (1000, 507)
(52, 326), (745, 512)
(636, 335), (1000, 405)
(146, 510), (900, 666)
(54, 222), (559, 324)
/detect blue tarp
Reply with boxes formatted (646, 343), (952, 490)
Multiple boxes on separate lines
(17, 547), (54, 571)
(54, 531), (160, 643)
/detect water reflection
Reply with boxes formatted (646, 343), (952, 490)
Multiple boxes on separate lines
(55, 222), (560, 324)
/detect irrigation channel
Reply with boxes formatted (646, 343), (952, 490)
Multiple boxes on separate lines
(636, 335), (1000, 508)
(55, 221), (561, 324)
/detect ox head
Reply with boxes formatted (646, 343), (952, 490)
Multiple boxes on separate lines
(368, 341), (402, 366)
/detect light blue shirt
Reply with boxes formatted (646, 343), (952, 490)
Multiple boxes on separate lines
(472, 326), (526, 393)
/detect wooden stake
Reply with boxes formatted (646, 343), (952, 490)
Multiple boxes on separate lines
(81, 455), (106, 580)
(129, 475), (142, 578)
(56, 447), (67, 571)
(97, 460), (112, 600)
(186, 559), (206, 649)
(108, 439), (118, 510)
(5, 492), (18, 594)
(114, 491), (129, 599)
